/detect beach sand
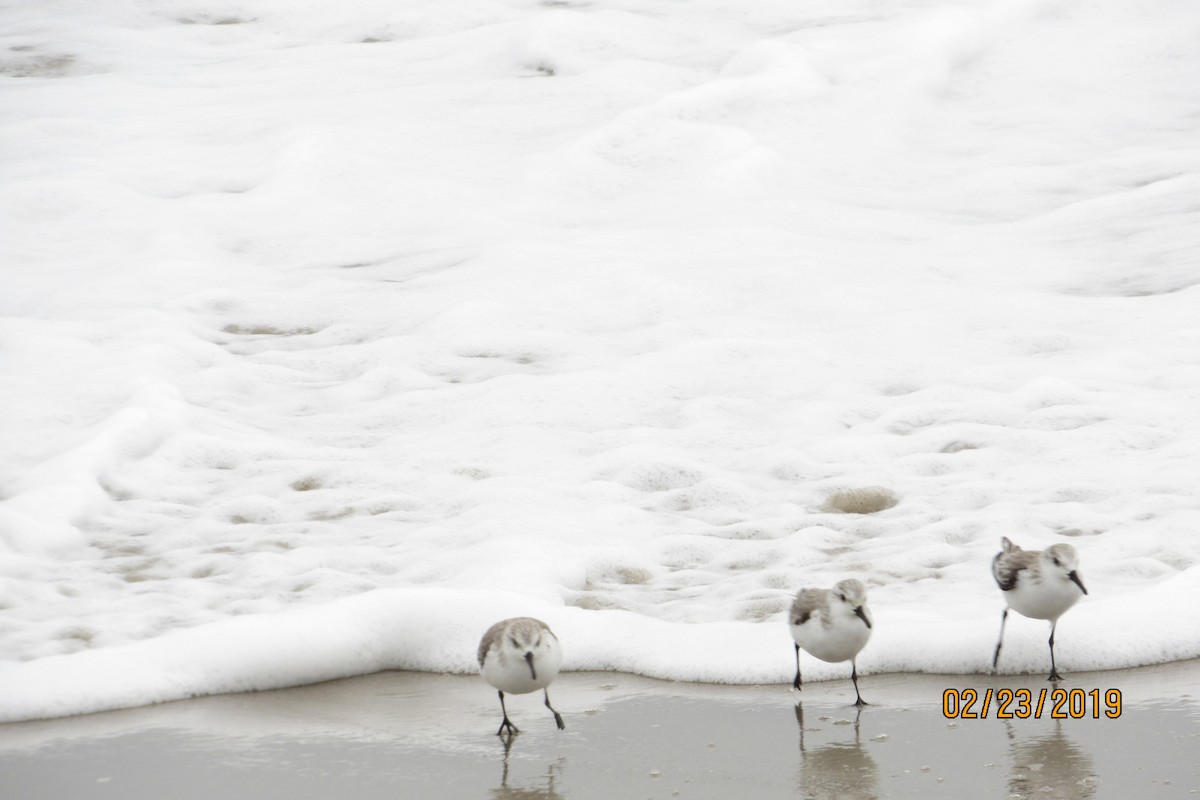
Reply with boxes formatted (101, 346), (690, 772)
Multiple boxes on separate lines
(1, 660), (1196, 799)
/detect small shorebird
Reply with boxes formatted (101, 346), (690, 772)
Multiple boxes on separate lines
(992, 537), (1088, 681)
(789, 579), (873, 706)
(478, 617), (566, 736)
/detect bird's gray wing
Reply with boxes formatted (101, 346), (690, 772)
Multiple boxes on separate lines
(790, 588), (827, 626)
(477, 621), (504, 666)
(992, 549), (1036, 592)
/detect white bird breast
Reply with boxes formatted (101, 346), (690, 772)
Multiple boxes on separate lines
(791, 614), (872, 664)
(482, 638), (563, 694)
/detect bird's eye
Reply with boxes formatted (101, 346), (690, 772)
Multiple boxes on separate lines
(1052, 558), (1060, 567)
(510, 637), (521, 649)
(838, 593), (845, 602)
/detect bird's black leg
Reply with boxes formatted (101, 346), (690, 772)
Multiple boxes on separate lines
(792, 643), (803, 691)
(544, 689), (565, 730)
(1047, 621), (1062, 682)
(851, 660), (868, 706)
(992, 608), (1008, 671)
(497, 690), (520, 737)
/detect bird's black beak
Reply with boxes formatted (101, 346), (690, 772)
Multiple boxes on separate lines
(855, 606), (872, 629)
(1068, 570), (1088, 596)
(525, 651), (537, 681)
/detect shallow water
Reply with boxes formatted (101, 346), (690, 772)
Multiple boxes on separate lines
(1, 664), (1197, 799)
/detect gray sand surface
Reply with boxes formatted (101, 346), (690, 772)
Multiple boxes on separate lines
(1, 660), (1197, 799)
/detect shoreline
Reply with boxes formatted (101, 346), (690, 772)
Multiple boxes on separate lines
(2, 659), (1196, 798)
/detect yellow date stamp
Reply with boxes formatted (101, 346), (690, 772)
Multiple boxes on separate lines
(942, 688), (1122, 719)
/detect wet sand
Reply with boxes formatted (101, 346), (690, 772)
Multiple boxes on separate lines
(1, 660), (1197, 799)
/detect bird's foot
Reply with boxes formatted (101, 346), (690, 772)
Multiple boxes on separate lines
(552, 712), (565, 731)
(497, 719), (520, 737)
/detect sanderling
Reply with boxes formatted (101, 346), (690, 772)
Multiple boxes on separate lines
(789, 579), (873, 706)
(992, 537), (1088, 681)
(478, 616), (566, 736)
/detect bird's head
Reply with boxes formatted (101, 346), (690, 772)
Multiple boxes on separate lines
(833, 578), (872, 629)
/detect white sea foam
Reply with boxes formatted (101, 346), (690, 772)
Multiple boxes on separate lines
(2, 0), (1199, 722)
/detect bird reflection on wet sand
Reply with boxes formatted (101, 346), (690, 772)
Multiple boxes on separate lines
(491, 735), (565, 800)
(795, 703), (879, 800)
(1004, 721), (1097, 799)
